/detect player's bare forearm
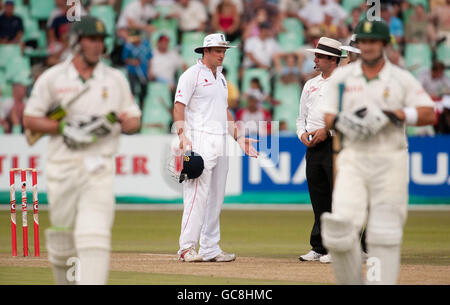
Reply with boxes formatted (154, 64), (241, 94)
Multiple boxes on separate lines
(227, 109), (240, 140)
(324, 113), (336, 130)
(173, 102), (191, 150)
(120, 114), (141, 134)
(23, 115), (60, 135)
(416, 107), (436, 126)
(173, 102), (186, 133)
(388, 106), (435, 126)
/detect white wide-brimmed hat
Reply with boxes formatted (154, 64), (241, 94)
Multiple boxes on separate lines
(194, 33), (236, 54)
(340, 34), (361, 54)
(306, 37), (346, 58)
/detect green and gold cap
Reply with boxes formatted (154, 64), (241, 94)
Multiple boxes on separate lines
(354, 19), (390, 43)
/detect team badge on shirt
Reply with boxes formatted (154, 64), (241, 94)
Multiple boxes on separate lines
(102, 87), (108, 100)
(383, 87), (390, 99)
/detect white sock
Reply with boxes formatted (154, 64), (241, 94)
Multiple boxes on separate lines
(77, 248), (111, 285)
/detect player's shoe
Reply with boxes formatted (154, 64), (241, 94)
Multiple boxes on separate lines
(299, 250), (322, 261)
(319, 254), (332, 264)
(207, 252), (236, 262)
(179, 248), (203, 262)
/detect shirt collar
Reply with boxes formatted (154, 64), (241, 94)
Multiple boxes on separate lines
(353, 57), (392, 81)
(197, 59), (223, 74)
(67, 56), (106, 82)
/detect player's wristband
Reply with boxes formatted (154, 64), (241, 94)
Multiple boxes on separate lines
(58, 121), (66, 134)
(403, 107), (418, 125)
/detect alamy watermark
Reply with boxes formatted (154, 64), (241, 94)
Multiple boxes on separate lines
(366, 0), (381, 21)
(66, 256), (81, 283)
(366, 256), (381, 282)
(66, 0), (82, 22)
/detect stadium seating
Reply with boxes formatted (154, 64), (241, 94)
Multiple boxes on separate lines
(342, 0), (364, 13)
(278, 18), (304, 53)
(406, 0), (429, 11)
(272, 80), (301, 132)
(121, 0), (135, 11)
(241, 68), (271, 94)
(11, 0), (29, 20)
(89, 5), (116, 35)
(437, 44), (450, 66)
(0, 44), (21, 70)
(404, 43), (432, 77)
(273, 80), (301, 108)
(30, 0), (55, 20)
(223, 44), (241, 87)
(141, 82), (173, 134)
(23, 16), (40, 42)
(181, 32), (205, 66)
(0, 70), (12, 98)
(151, 16), (179, 49)
(273, 103), (298, 133)
(5, 55), (31, 82)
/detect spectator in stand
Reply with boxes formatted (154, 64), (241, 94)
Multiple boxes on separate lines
(318, 6), (340, 40)
(47, 0), (87, 29)
(380, 3), (404, 45)
(278, 0), (308, 20)
(404, 3), (437, 45)
(341, 6), (362, 39)
(222, 68), (240, 114)
(385, 44), (405, 69)
(116, 0), (159, 41)
(167, 0), (208, 33)
(273, 52), (303, 85)
(90, 0), (117, 5)
(148, 34), (187, 92)
(47, 4), (73, 66)
(206, 0), (244, 16)
(430, 0), (450, 45)
(236, 89), (271, 136)
(242, 21), (281, 71)
(211, 0), (241, 43)
(298, 0), (346, 30)
(0, 0), (23, 44)
(0, 81), (27, 134)
(242, 0), (281, 37)
(244, 77), (280, 112)
(122, 30), (153, 109)
(418, 61), (450, 101)
(296, 26), (322, 83)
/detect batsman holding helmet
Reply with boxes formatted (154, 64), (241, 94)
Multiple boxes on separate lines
(319, 20), (435, 284)
(23, 16), (141, 284)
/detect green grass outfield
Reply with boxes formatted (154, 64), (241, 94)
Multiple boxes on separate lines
(0, 210), (449, 284)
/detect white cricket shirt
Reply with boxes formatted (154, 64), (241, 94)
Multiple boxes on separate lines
(320, 59), (434, 151)
(174, 60), (229, 135)
(296, 72), (333, 137)
(24, 57), (141, 161)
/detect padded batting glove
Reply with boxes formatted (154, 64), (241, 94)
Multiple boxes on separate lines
(59, 121), (98, 149)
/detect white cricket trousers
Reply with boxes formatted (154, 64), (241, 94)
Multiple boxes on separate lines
(178, 130), (229, 260)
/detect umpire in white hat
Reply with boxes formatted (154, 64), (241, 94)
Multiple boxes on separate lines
(296, 37), (346, 263)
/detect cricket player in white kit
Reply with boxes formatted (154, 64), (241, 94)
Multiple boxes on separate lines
(173, 33), (258, 262)
(319, 20), (435, 284)
(23, 16), (141, 284)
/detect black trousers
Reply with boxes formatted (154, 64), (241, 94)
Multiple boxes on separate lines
(305, 137), (333, 255)
(305, 137), (367, 254)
